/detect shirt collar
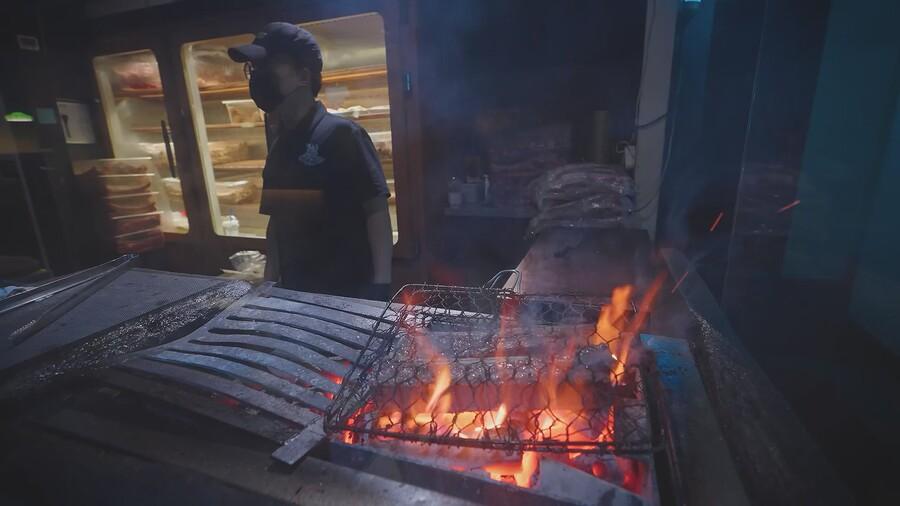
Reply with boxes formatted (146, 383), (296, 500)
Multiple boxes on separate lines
(276, 101), (325, 140)
(295, 101), (325, 134)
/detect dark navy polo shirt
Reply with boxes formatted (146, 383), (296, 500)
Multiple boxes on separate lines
(260, 101), (389, 294)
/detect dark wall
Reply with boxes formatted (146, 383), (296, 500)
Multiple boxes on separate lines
(416, 0), (645, 139)
(0, 1), (102, 275)
(415, 0), (646, 283)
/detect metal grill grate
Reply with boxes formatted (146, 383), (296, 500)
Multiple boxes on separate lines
(325, 279), (653, 455)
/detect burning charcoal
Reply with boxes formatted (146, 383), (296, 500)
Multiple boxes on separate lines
(572, 454), (626, 482)
(535, 457), (645, 506)
(332, 284), (652, 459)
(366, 437), (530, 471)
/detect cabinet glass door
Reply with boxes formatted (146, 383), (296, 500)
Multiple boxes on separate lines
(182, 33), (268, 237)
(93, 49), (190, 234)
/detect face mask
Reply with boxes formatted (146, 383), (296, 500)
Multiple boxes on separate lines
(248, 69), (283, 113)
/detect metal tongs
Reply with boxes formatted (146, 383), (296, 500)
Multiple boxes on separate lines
(4, 254), (137, 346)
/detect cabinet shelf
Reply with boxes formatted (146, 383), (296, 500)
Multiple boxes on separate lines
(322, 65), (388, 84)
(214, 160), (265, 171)
(113, 65), (388, 101)
(207, 122), (264, 130)
(331, 110), (391, 121)
(130, 122), (264, 133)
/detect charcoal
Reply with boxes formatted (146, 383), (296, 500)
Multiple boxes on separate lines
(536, 457), (645, 506)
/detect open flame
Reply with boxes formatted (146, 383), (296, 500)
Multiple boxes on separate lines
(484, 403), (508, 430)
(424, 364), (452, 413)
(362, 281), (663, 489)
(593, 285), (633, 345)
(611, 272), (667, 381)
(483, 451), (539, 487)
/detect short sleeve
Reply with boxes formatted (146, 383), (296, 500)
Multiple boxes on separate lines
(345, 126), (390, 203)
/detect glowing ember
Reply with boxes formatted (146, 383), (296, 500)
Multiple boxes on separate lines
(709, 211), (725, 231)
(777, 199), (800, 213)
(670, 270), (689, 294)
(322, 371), (344, 399)
(323, 372), (343, 385)
(343, 416), (357, 444)
(213, 394), (240, 408)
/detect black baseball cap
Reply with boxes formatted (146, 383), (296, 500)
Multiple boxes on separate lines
(228, 22), (323, 74)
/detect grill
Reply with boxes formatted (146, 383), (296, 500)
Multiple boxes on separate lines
(325, 274), (654, 456)
(4, 258), (775, 505)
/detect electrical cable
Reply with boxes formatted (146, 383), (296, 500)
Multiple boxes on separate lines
(635, 111), (668, 130)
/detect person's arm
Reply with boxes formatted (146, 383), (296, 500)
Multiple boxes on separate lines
(264, 218), (280, 282)
(363, 196), (392, 284)
(345, 125), (393, 295)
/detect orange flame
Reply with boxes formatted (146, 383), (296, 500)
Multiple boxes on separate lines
(424, 365), (452, 413)
(484, 451), (539, 488)
(598, 406), (615, 443)
(612, 271), (667, 380)
(486, 298), (516, 433)
(484, 403), (508, 430)
(408, 322), (453, 418)
(364, 285), (659, 491)
(594, 285), (633, 345)
(545, 337), (578, 406)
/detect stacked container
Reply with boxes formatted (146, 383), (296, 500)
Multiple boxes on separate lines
(73, 157), (166, 254)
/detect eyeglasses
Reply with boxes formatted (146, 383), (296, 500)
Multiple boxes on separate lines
(243, 62), (254, 80)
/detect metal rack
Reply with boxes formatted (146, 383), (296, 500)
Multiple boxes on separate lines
(325, 274), (653, 455)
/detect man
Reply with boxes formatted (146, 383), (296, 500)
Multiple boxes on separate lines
(229, 23), (393, 300)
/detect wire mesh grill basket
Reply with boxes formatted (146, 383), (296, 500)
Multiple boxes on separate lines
(325, 272), (653, 455)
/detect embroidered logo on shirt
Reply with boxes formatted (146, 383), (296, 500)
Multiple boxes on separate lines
(298, 143), (325, 166)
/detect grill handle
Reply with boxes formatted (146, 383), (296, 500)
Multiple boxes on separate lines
(482, 269), (521, 293)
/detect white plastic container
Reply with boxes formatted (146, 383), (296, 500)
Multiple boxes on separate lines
(222, 212), (240, 236)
